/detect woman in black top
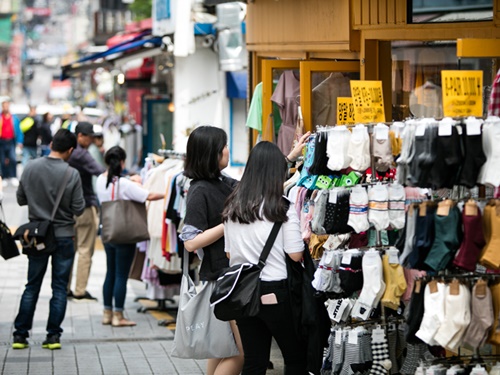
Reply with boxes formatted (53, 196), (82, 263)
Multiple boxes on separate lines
(40, 112), (53, 156)
(180, 125), (243, 375)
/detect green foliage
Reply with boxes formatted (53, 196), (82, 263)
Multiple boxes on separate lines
(129, 0), (152, 21)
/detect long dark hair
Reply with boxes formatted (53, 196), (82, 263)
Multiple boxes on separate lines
(183, 126), (227, 180)
(223, 141), (288, 224)
(104, 146), (126, 187)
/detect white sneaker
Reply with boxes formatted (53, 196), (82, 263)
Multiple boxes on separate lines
(1, 179), (7, 188)
(10, 178), (19, 187)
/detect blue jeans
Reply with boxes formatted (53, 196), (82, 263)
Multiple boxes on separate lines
(13, 237), (75, 338)
(22, 146), (37, 166)
(0, 138), (17, 178)
(103, 242), (136, 311)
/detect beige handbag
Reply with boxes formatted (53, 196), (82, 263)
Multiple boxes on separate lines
(100, 180), (150, 244)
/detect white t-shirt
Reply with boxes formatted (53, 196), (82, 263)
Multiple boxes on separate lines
(96, 174), (149, 204)
(224, 202), (304, 282)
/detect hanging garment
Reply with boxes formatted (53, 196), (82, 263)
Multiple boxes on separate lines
(348, 124), (371, 172)
(458, 121), (486, 188)
(381, 250), (407, 310)
(415, 281), (446, 346)
(429, 125), (463, 189)
(311, 73), (351, 126)
(462, 280), (494, 350)
(453, 203), (485, 271)
(477, 117), (500, 187)
(271, 70), (300, 155)
(488, 68), (500, 116)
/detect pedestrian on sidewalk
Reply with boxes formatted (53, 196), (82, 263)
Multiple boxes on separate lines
(0, 99), (22, 187)
(20, 105), (40, 165)
(12, 128), (85, 350)
(180, 126), (244, 375)
(67, 122), (106, 301)
(96, 146), (164, 327)
(222, 141), (308, 374)
(39, 112), (54, 157)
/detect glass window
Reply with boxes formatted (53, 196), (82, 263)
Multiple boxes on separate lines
(411, 0), (493, 23)
(391, 41), (494, 120)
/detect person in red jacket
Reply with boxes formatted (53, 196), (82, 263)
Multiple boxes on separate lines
(0, 100), (22, 187)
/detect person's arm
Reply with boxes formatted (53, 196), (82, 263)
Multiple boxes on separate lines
(283, 203), (304, 262)
(147, 192), (165, 201)
(70, 171), (85, 216)
(286, 131), (311, 163)
(16, 179), (27, 206)
(184, 223), (224, 252)
(73, 148), (106, 176)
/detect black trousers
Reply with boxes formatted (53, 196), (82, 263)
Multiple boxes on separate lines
(236, 280), (308, 375)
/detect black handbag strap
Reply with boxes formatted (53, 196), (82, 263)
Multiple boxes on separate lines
(257, 221), (283, 270)
(50, 167), (72, 221)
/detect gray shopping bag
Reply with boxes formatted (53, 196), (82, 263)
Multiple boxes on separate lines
(171, 250), (240, 359)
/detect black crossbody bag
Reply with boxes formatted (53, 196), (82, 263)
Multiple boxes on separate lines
(210, 222), (282, 321)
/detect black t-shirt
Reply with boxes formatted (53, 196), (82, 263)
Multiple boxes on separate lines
(184, 175), (237, 281)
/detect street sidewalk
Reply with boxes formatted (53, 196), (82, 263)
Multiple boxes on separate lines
(0, 183), (285, 374)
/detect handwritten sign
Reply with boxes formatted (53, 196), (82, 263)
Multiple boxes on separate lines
(350, 80), (385, 123)
(337, 97), (356, 125)
(442, 70), (483, 117)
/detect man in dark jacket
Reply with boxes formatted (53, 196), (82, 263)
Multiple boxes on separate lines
(12, 128), (85, 350)
(67, 122), (106, 300)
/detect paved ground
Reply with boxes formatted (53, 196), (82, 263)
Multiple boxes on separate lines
(0, 181), (285, 374)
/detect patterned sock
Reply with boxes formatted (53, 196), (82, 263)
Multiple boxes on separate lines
(370, 329), (392, 375)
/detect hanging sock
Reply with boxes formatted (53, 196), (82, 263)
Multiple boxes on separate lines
(369, 327), (392, 375)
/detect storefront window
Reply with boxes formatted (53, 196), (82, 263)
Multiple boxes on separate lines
(391, 41), (494, 121)
(411, 0), (493, 23)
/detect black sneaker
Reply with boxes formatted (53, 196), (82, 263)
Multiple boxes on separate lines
(12, 335), (29, 349)
(67, 290), (74, 298)
(42, 334), (61, 350)
(72, 291), (98, 301)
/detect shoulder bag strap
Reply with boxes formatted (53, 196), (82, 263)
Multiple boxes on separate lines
(50, 167), (72, 221)
(257, 221), (283, 270)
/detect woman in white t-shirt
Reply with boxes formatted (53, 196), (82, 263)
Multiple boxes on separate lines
(222, 141), (307, 374)
(96, 146), (164, 327)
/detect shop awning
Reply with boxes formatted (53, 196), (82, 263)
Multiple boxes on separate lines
(61, 36), (162, 80)
(226, 71), (247, 99)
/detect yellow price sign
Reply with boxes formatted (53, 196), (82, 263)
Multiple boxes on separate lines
(337, 97), (356, 125)
(442, 70), (483, 117)
(350, 80), (385, 123)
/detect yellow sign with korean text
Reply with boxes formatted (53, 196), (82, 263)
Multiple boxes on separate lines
(350, 80), (385, 123)
(337, 97), (356, 125)
(442, 70), (483, 117)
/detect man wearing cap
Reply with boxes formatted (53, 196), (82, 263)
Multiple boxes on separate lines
(67, 122), (106, 300)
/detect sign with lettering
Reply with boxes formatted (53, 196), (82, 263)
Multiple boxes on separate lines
(337, 97), (356, 125)
(442, 70), (483, 117)
(350, 80), (385, 123)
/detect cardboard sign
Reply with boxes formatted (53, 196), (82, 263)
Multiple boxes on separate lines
(442, 70), (483, 117)
(337, 97), (356, 125)
(350, 80), (385, 123)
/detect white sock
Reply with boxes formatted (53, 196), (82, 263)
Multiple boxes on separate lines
(368, 184), (390, 231)
(434, 284), (471, 352)
(348, 125), (370, 171)
(388, 183), (406, 229)
(353, 251), (386, 320)
(415, 281), (446, 345)
(348, 185), (370, 233)
(327, 126), (351, 171)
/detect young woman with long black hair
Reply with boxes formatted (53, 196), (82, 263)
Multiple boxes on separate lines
(180, 125), (244, 375)
(222, 141), (308, 375)
(96, 146), (164, 327)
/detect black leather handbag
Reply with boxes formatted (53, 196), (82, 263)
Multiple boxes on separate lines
(0, 204), (20, 260)
(210, 222), (282, 322)
(14, 167), (71, 256)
